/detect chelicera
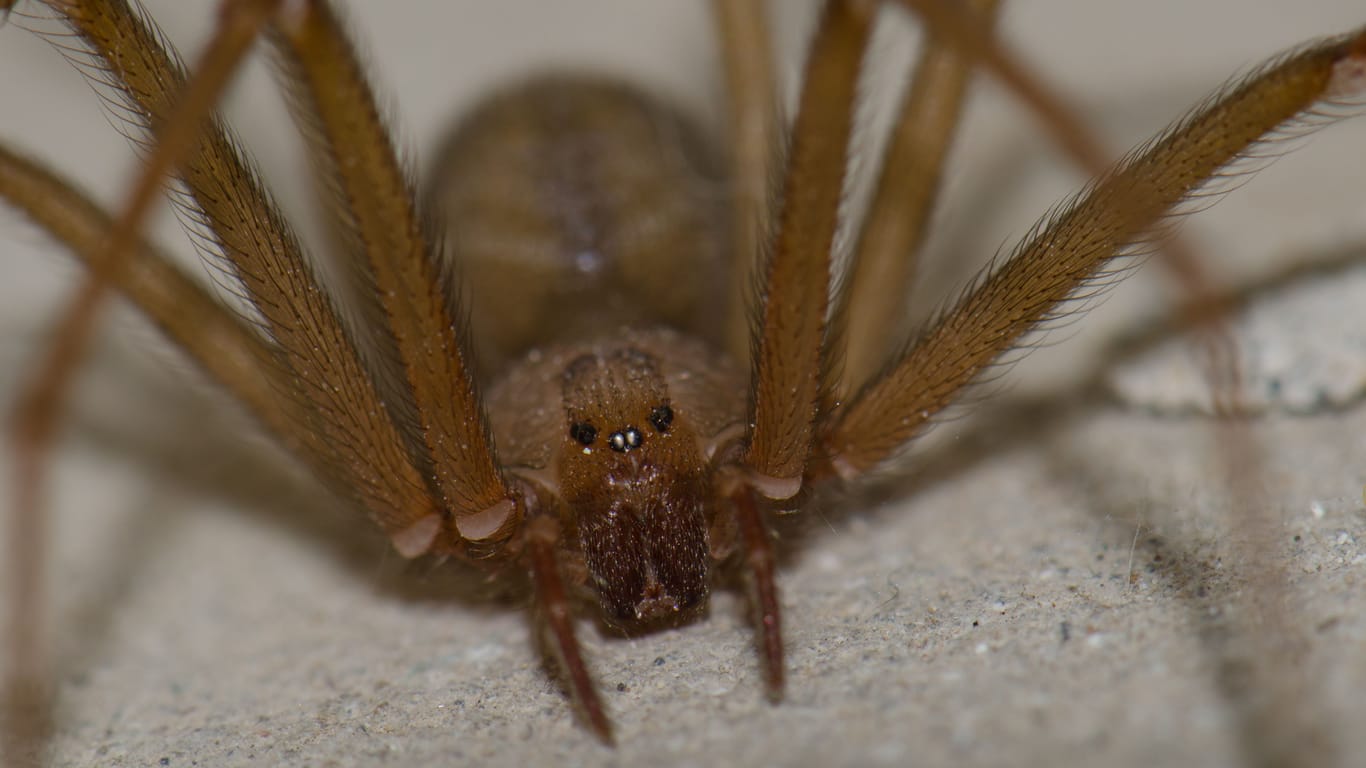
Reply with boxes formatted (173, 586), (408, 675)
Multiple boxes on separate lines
(2, 0), (1364, 749)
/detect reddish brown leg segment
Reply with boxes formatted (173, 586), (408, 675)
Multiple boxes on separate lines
(526, 518), (611, 744)
(732, 485), (783, 699)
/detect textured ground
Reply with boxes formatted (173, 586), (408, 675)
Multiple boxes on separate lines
(2, 2), (1366, 767)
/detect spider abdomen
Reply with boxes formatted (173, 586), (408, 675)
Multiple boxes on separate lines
(428, 77), (729, 378)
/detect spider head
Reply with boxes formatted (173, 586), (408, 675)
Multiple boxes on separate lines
(557, 347), (711, 625)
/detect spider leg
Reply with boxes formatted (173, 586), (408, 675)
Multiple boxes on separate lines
(0, 145), (304, 461)
(526, 516), (612, 744)
(743, 0), (870, 493)
(894, 0), (1241, 405)
(5, 3), (276, 763)
(729, 482), (783, 698)
(723, 0), (872, 698)
(835, 0), (1001, 396)
(712, 0), (778, 366)
(29, 0), (529, 556)
(873, 2), (1277, 648)
(898, 0), (1112, 175)
(11, 0), (273, 542)
(7, 0), (544, 749)
(817, 29), (1366, 479)
(10, 0), (607, 746)
(837, 0), (1232, 406)
(0, 140), (314, 766)
(269, 1), (520, 546)
(14, 0), (415, 531)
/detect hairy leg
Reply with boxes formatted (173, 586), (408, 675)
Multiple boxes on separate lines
(820, 29), (1366, 477)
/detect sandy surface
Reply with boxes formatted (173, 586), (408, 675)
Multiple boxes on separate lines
(2, 2), (1366, 766)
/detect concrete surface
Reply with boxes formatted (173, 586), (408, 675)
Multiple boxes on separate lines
(2, 2), (1366, 766)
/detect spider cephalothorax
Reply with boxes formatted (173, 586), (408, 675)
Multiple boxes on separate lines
(557, 347), (712, 623)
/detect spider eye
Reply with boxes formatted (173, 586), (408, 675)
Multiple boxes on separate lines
(648, 404), (673, 433)
(569, 421), (598, 446)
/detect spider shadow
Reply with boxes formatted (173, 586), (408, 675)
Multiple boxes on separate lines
(774, 381), (1092, 573)
(1040, 420), (1338, 768)
(1103, 236), (1366, 377)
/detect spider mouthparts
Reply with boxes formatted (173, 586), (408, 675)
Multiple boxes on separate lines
(634, 583), (682, 621)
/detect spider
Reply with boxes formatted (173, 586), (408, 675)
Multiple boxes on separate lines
(2, 0), (1366, 764)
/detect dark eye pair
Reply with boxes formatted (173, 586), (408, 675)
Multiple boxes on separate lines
(570, 404), (673, 448)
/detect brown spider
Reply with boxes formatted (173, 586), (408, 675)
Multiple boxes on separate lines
(3, 0), (1366, 762)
